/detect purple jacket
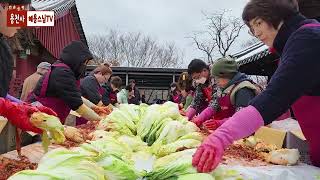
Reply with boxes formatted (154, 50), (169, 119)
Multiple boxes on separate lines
(250, 14), (320, 124)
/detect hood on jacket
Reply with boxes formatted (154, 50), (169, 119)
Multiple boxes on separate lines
(59, 41), (93, 79)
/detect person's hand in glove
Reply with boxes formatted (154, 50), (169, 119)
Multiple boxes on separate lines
(63, 126), (84, 143)
(179, 109), (186, 116)
(76, 104), (102, 121)
(0, 98), (57, 133)
(92, 106), (111, 117)
(6, 94), (22, 103)
(81, 96), (111, 117)
(192, 106), (264, 172)
(203, 118), (228, 132)
(178, 103), (184, 110)
(192, 107), (215, 127)
(186, 107), (196, 120)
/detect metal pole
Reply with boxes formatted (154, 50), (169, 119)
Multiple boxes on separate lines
(126, 73), (129, 86)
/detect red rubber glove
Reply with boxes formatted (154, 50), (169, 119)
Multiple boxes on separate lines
(202, 120), (220, 132)
(203, 118), (228, 131)
(180, 111), (186, 116)
(0, 98), (56, 133)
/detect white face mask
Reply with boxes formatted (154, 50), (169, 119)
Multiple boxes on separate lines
(196, 77), (207, 84)
(171, 87), (176, 91)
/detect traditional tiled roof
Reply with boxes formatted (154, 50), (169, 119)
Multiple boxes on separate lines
(31, 0), (87, 58)
(233, 42), (270, 65)
(31, 0), (75, 18)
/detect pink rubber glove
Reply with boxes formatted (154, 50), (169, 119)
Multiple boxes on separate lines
(192, 106), (264, 172)
(192, 107), (215, 127)
(186, 107), (196, 120)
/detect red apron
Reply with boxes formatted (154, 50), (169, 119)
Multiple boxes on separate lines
(289, 23), (320, 167)
(202, 86), (212, 102)
(36, 63), (79, 124)
(197, 86), (212, 113)
(292, 96), (320, 166)
(98, 86), (105, 96)
(76, 116), (88, 126)
(173, 94), (182, 104)
(109, 90), (118, 105)
(214, 86), (237, 120)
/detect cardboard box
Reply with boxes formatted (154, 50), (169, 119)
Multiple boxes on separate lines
(254, 119), (310, 164)
(0, 122), (38, 154)
(285, 131), (310, 164)
(0, 122), (18, 154)
(255, 126), (287, 149)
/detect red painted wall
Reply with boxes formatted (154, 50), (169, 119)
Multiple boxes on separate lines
(16, 55), (42, 80)
(9, 55), (42, 98)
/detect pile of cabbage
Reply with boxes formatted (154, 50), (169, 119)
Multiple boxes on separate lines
(9, 102), (244, 180)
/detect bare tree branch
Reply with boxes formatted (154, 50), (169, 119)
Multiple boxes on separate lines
(190, 10), (245, 59)
(188, 32), (216, 64)
(87, 29), (183, 68)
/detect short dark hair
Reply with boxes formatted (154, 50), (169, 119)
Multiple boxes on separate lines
(187, 59), (208, 74)
(110, 76), (122, 89)
(125, 85), (133, 92)
(242, 0), (299, 29)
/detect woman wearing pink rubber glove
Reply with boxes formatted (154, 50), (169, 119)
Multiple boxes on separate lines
(185, 59), (214, 120)
(192, 57), (260, 127)
(193, 0), (320, 172)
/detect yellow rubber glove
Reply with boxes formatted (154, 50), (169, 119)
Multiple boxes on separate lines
(75, 104), (101, 121)
(63, 125), (84, 143)
(81, 97), (97, 108)
(97, 101), (104, 107)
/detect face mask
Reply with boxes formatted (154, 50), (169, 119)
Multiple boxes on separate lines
(171, 87), (176, 91)
(196, 77), (207, 84)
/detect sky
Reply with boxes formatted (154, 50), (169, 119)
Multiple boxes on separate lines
(76, 0), (251, 66)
